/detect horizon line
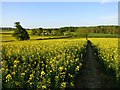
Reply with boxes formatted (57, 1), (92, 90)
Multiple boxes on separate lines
(1, 24), (119, 29)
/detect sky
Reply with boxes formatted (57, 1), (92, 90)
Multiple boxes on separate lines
(1, 2), (118, 28)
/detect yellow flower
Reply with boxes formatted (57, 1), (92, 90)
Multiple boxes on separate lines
(68, 73), (73, 78)
(1, 61), (3, 64)
(42, 85), (47, 89)
(76, 66), (79, 71)
(55, 76), (59, 79)
(6, 69), (8, 72)
(60, 82), (66, 88)
(59, 66), (64, 71)
(11, 72), (15, 75)
(30, 74), (34, 77)
(2, 68), (5, 71)
(6, 74), (12, 81)
(41, 71), (45, 76)
(14, 60), (20, 64)
(50, 70), (52, 73)
(15, 82), (20, 86)
(21, 73), (25, 76)
(29, 82), (33, 85)
(14, 65), (17, 68)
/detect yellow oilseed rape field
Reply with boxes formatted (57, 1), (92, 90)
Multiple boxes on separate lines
(1, 38), (120, 89)
(2, 39), (87, 89)
(90, 38), (119, 81)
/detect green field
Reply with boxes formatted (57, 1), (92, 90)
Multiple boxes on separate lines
(88, 33), (118, 38)
(0, 31), (69, 42)
(1, 30), (119, 89)
(0, 30), (118, 42)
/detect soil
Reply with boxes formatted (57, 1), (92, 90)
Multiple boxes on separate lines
(74, 41), (117, 88)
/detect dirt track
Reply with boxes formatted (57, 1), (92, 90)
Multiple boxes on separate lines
(74, 41), (116, 88)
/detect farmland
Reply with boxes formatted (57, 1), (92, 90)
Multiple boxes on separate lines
(90, 38), (119, 87)
(90, 38), (119, 77)
(0, 24), (119, 89)
(0, 30), (118, 42)
(1, 1), (120, 89)
(2, 39), (87, 89)
(1, 37), (120, 89)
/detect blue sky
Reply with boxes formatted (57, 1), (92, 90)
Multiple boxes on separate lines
(2, 2), (118, 28)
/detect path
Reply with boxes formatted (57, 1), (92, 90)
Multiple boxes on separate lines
(74, 41), (116, 88)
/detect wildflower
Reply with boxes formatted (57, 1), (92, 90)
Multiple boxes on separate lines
(41, 71), (45, 76)
(14, 60), (20, 64)
(76, 66), (79, 71)
(55, 76), (59, 79)
(60, 82), (66, 88)
(21, 73), (25, 76)
(15, 82), (20, 86)
(2, 68), (5, 71)
(59, 66), (64, 71)
(42, 85), (47, 89)
(11, 72), (15, 75)
(68, 73), (73, 78)
(14, 65), (17, 68)
(6, 74), (12, 82)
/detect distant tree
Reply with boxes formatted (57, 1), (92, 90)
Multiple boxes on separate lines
(12, 22), (30, 40)
(51, 29), (61, 36)
(31, 29), (37, 35)
(76, 27), (90, 40)
(64, 31), (74, 37)
(37, 28), (43, 36)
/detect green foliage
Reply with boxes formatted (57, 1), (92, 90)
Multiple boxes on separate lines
(63, 31), (75, 37)
(31, 29), (37, 35)
(51, 29), (61, 36)
(10, 25), (120, 38)
(76, 27), (90, 39)
(37, 28), (43, 36)
(12, 22), (30, 40)
(31, 28), (43, 36)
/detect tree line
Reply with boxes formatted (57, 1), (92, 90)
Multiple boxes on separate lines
(2, 22), (119, 41)
(2, 25), (119, 35)
(30, 25), (119, 37)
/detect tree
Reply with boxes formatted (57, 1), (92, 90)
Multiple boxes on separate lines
(76, 27), (90, 40)
(37, 28), (43, 36)
(31, 29), (37, 35)
(12, 22), (30, 40)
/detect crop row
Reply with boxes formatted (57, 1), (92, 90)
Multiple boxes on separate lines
(90, 38), (120, 86)
(2, 39), (87, 89)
